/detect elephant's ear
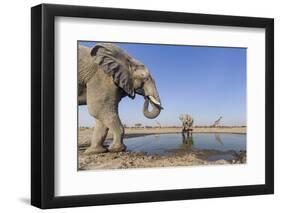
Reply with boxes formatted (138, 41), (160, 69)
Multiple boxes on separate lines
(90, 43), (135, 98)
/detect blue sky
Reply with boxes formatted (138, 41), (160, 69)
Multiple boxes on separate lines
(78, 41), (246, 127)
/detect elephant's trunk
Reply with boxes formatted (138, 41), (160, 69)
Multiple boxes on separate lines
(143, 98), (161, 119)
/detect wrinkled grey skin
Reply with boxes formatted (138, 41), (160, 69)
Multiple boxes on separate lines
(79, 43), (162, 154)
(179, 114), (194, 136)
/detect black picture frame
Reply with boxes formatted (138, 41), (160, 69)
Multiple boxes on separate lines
(31, 3), (274, 209)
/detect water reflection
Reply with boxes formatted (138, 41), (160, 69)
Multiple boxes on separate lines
(214, 133), (223, 145)
(181, 134), (194, 151)
(124, 133), (246, 160)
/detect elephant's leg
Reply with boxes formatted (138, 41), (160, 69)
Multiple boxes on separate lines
(84, 119), (109, 154)
(104, 115), (126, 152)
(181, 127), (184, 134)
(182, 133), (187, 144)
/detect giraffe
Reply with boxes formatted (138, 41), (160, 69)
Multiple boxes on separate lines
(212, 116), (222, 127)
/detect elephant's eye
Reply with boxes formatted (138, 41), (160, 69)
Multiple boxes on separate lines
(143, 77), (148, 82)
(141, 73), (149, 81)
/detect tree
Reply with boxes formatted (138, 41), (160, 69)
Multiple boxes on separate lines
(134, 123), (142, 128)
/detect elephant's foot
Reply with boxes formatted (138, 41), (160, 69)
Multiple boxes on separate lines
(84, 145), (107, 154)
(108, 143), (126, 153)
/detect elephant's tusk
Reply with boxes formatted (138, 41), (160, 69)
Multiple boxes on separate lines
(148, 96), (161, 106)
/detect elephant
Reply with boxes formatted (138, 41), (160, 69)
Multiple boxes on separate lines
(179, 114), (194, 136)
(79, 43), (163, 154)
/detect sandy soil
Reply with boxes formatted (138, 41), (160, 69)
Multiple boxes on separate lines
(78, 127), (246, 170)
(79, 151), (231, 170)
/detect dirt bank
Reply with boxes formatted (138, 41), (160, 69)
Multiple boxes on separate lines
(78, 151), (233, 170)
(125, 127), (246, 134)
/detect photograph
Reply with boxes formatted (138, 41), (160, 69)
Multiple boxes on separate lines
(78, 41), (247, 170)
(30, 3), (274, 208)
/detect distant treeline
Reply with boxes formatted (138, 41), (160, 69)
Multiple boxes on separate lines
(121, 125), (246, 128)
(194, 125), (246, 128)
(79, 125), (246, 129)
(79, 126), (91, 129)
